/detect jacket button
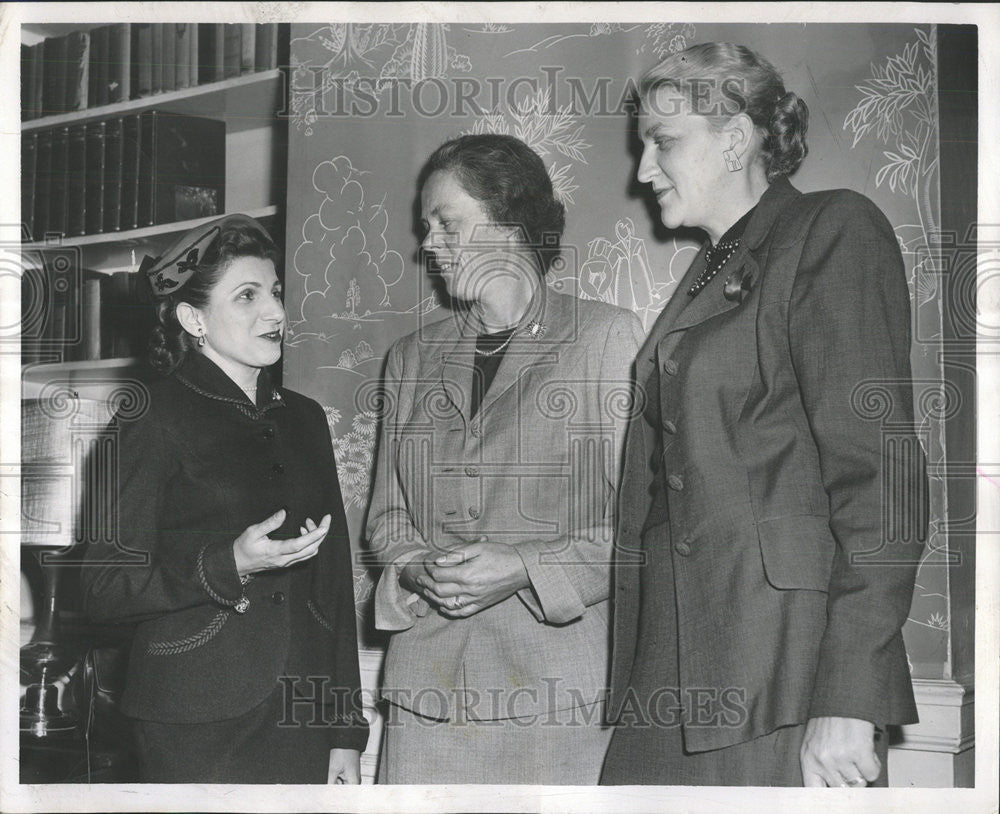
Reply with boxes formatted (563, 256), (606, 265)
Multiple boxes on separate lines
(468, 507), (480, 519)
(262, 427), (275, 440)
(465, 466), (480, 477)
(663, 420), (677, 434)
(667, 474), (684, 491)
(470, 423), (482, 438)
(271, 591), (285, 604)
(271, 463), (284, 475)
(662, 359), (678, 375)
(674, 541), (692, 557)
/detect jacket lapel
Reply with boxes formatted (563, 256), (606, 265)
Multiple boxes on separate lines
(439, 314), (477, 422)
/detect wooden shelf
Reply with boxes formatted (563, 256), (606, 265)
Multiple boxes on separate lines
(23, 357), (140, 375)
(22, 70), (286, 134)
(22, 205), (279, 249)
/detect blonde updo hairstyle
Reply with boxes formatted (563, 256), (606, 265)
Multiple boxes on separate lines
(640, 42), (809, 181)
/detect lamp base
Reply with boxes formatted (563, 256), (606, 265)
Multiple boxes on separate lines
(20, 683), (77, 738)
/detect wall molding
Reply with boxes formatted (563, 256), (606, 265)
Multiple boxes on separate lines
(888, 677), (975, 787)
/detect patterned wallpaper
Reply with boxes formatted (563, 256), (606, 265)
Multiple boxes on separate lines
(282, 21), (956, 673)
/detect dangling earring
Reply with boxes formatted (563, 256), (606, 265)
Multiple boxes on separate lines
(723, 148), (742, 172)
(197, 331), (206, 348)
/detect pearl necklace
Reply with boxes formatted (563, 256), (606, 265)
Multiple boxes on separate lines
(474, 330), (516, 357)
(688, 237), (741, 296)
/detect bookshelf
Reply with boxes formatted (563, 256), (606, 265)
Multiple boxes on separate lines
(21, 24), (289, 401)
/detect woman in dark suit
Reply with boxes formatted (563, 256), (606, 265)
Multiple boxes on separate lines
(81, 214), (368, 783)
(602, 43), (924, 787)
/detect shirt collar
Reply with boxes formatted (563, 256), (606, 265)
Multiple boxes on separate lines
(174, 352), (284, 412)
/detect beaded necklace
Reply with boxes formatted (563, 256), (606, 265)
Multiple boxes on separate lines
(687, 206), (757, 297)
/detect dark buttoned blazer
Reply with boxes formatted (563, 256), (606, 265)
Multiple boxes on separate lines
(608, 177), (924, 752)
(368, 289), (643, 721)
(81, 353), (368, 751)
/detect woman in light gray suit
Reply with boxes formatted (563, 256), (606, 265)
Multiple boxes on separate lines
(368, 134), (643, 784)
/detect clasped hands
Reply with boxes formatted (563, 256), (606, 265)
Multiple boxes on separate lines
(399, 537), (530, 618)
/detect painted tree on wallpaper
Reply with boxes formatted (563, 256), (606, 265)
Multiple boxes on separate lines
(844, 25), (950, 670)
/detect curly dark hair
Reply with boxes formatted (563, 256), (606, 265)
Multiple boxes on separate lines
(148, 220), (281, 374)
(640, 42), (809, 181)
(422, 133), (566, 275)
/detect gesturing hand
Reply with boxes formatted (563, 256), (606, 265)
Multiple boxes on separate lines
(232, 509), (331, 578)
(417, 540), (530, 618)
(800, 716), (881, 787)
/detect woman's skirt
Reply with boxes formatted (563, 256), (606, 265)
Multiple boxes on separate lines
(131, 682), (332, 783)
(378, 702), (612, 784)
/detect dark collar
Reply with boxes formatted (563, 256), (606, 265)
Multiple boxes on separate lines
(174, 352), (284, 413)
(741, 175), (802, 252)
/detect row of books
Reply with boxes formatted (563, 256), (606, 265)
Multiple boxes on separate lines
(22, 23), (289, 120)
(22, 111), (226, 241)
(20, 265), (154, 365)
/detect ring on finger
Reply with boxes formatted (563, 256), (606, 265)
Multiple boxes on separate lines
(846, 777), (866, 787)
(450, 595), (463, 609)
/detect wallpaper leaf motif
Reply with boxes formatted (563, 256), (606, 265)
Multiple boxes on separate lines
(468, 87), (591, 206)
(846, 26), (949, 648)
(844, 25), (940, 307)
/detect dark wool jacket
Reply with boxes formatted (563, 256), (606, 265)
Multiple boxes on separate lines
(81, 352), (368, 752)
(609, 177), (924, 752)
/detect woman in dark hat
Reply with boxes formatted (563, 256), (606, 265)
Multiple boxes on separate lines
(602, 42), (924, 787)
(81, 214), (368, 783)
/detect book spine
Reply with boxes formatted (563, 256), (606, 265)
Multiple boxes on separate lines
(137, 111), (155, 227)
(22, 44), (34, 120)
(240, 23), (256, 74)
(120, 114), (142, 231)
(30, 43), (45, 119)
(102, 118), (124, 233)
(188, 23), (199, 88)
(132, 23), (153, 99)
(150, 23), (163, 95)
(67, 124), (88, 237)
(81, 277), (102, 361)
(254, 23), (276, 71)
(33, 129), (53, 236)
(109, 23), (131, 103)
(90, 25), (109, 108)
(42, 35), (67, 116)
(223, 24), (241, 79)
(64, 31), (90, 112)
(175, 24), (192, 89)
(84, 121), (106, 235)
(48, 127), (71, 236)
(160, 22), (176, 93)
(21, 133), (37, 239)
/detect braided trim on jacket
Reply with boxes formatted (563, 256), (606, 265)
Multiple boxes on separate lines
(307, 599), (336, 633)
(197, 544), (241, 606)
(176, 373), (284, 420)
(146, 610), (230, 655)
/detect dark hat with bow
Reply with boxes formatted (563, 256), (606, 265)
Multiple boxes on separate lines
(140, 213), (272, 298)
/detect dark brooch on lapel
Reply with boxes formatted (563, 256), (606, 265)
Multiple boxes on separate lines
(723, 261), (758, 303)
